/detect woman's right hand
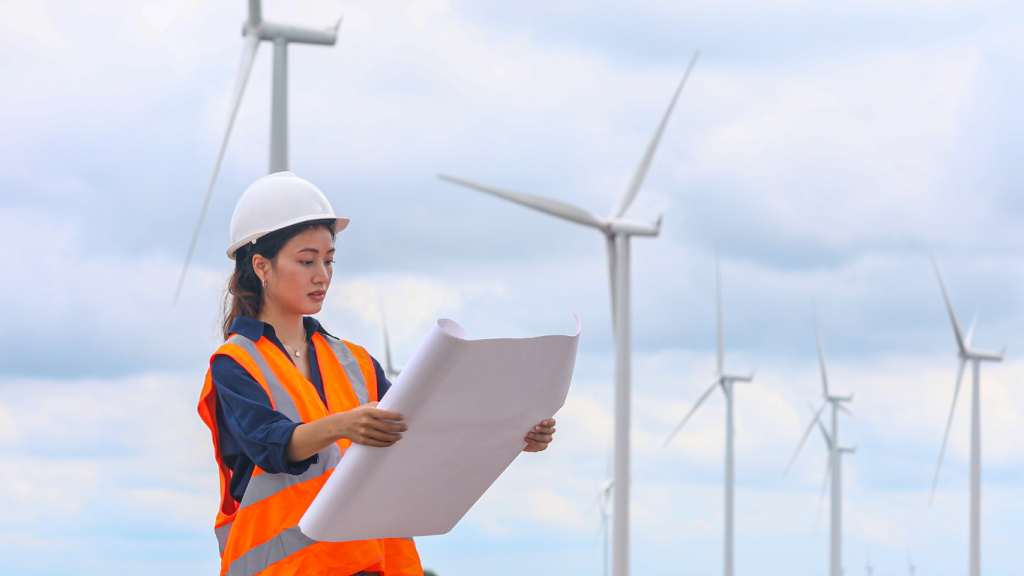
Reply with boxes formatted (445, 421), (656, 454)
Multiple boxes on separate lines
(287, 402), (407, 463)
(331, 402), (407, 447)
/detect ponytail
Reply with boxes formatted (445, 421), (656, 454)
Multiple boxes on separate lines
(221, 219), (337, 339)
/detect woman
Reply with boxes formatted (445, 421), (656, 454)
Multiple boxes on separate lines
(198, 172), (557, 576)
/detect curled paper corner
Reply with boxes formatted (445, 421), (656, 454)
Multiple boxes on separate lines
(436, 318), (467, 339)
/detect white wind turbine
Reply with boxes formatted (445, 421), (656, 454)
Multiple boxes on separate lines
(929, 258), (1005, 576)
(438, 50), (700, 576)
(663, 254), (753, 576)
(588, 477), (614, 576)
(379, 296), (402, 381)
(785, 307), (855, 576)
(175, 0), (342, 300)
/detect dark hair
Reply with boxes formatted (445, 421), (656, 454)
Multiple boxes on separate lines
(222, 219), (337, 339)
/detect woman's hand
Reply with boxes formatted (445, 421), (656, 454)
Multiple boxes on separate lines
(333, 402), (407, 447)
(287, 402), (407, 463)
(523, 418), (556, 452)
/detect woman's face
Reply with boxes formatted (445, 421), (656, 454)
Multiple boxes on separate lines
(256, 227), (335, 316)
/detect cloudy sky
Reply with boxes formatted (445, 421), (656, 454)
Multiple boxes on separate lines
(2, 0), (1024, 574)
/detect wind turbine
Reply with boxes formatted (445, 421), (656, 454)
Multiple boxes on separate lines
(786, 306), (855, 576)
(664, 254), (753, 576)
(438, 50), (700, 576)
(379, 296), (402, 381)
(175, 0), (342, 301)
(866, 551), (874, 576)
(588, 477), (614, 576)
(929, 258), (1004, 576)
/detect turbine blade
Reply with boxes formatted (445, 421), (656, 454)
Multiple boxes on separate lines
(815, 412), (831, 448)
(807, 400), (833, 448)
(610, 49), (699, 219)
(664, 378), (720, 447)
(174, 32), (260, 303)
(248, 0), (261, 25)
(930, 356), (968, 505)
(438, 174), (605, 229)
(837, 403), (854, 417)
(813, 302), (830, 398)
(932, 256), (966, 354)
(785, 400), (828, 476)
(716, 248), (724, 375)
(965, 306), (978, 349)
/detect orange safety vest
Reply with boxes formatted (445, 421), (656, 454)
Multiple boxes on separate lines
(198, 330), (424, 576)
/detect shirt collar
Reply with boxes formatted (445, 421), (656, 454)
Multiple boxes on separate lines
(229, 315), (328, 342)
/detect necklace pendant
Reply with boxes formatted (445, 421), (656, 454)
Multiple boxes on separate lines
(295, 350), (301, 357)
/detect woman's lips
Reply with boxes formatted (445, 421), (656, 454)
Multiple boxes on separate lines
(308, 291), (325, 302)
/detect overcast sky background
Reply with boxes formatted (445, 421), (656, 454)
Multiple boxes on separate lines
(2, 0), (1024, 574)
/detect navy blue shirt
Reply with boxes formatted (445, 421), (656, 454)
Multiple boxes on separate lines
(211, 316), (392, 503)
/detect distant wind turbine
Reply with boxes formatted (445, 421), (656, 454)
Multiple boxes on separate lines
(866, 551), (874, 576)
(439, 50), (700, 576)
(175, 0), (342, 301)
(664, 254), (753, 576)
(588, 477), (614, 576)
(379, 296), (402, 381)
(786, 305), (855, 576)
(929, 257), (1005, 576)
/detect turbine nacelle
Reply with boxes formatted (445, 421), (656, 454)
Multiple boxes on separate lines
(605, 216), (662, 237)
(960, 347), (1005, 362)
(719, 371), (754, 386)
(827, 393), (853, 404)
(243, 19), (341, 45)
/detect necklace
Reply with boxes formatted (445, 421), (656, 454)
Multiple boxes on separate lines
(284, 330), (308, 358)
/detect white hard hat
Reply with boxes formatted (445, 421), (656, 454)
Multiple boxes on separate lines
(227, 172), (350, 259)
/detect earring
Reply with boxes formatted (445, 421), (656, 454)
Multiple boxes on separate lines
(262, 279), (267, 288)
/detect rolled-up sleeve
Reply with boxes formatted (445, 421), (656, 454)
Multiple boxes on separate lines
(211, 355), (318, 475)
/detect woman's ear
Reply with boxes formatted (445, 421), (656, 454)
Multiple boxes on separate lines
(252, 254), (270, 284)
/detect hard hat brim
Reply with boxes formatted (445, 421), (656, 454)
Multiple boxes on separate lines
(227, 216), (350, 260)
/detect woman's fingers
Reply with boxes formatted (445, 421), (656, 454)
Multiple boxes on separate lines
(360, 438), (398, 448)
(527, 432), (553, 443)
(523, 418), (556, 452)
(365, 407), (405, 422)
(523, 438), (548, 452)
(370, 419), (408, 433)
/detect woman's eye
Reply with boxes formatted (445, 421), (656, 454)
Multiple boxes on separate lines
(326, 260), (335, 265)
(302, 261), (313, 265)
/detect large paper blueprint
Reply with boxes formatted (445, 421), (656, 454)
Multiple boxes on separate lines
(299, 315), (581, 542)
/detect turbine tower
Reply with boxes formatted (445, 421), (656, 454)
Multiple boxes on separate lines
(589, 477), (614, 576)
(175, 0), (342, 300)
(786, 306), (855, 576)
(438, 50), (700, 576)
(664, 254), (753, 576)
(929, 258), (1005, 576)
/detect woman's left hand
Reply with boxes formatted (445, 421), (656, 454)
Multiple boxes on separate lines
(523, 418), (556, 452)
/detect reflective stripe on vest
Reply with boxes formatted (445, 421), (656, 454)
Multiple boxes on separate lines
(201, 330), (422, 576)
(224, 335), (302, 421)
(215, 521), (233, 556)
(228, 526), (317, 576)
